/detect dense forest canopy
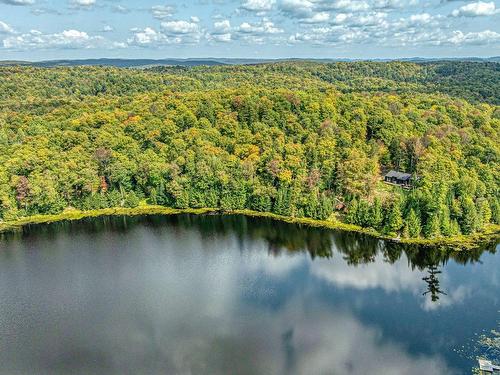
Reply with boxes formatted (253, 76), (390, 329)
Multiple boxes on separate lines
(0, 61), (499, 240)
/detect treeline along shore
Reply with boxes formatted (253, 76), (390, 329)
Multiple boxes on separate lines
(0, 61), (499, 247)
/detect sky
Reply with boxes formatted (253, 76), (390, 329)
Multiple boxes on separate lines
(0, 0), (499, 60)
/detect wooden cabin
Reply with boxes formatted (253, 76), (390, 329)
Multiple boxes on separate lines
(384, 170), (413, 187)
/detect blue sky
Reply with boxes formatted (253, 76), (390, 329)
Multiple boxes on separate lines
(0, 0), (499, 60)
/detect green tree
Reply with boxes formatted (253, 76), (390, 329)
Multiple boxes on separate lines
(478, 199), (492, 227)
(490, 197), (500, 224)
(460, 197), (478, 235)
(385, 198), (403, 235)
(406, 208), (421, 238)
(369, 197), (384, 230)
(346, 199), (359, 225)
(424, 213), (441, 239)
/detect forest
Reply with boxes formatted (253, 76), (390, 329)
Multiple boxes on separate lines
(0, 61), (499, 240)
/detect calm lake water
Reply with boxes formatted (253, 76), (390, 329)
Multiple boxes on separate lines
(0, 214), (498, 375)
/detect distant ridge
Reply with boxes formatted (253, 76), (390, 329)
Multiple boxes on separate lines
(0, 58), (231, 68)
(0, 56), (499, 68)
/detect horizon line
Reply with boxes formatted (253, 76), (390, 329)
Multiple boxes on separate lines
(1, 55), (499, 63)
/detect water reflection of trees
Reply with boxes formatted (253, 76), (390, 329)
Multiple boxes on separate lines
(156, 213), (497, 304)
(153, 213), (496, 269)
(7, 213), (497, 269)
(422, 265), (447, 302)
(5, 212), (497, 303)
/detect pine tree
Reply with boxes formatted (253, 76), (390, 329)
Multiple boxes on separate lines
(346, 199), (359, 224)
(460, 197), (478, 235)
(386, 198), (403, 235)
(424, 213), (441, 239)
(304, 192), (319, 219)
(450, 219), (461, 236)
(440, 206), (452, 237)
(357, 199), (370, 226)
(402, 222), (410, 238)
(478, 199), (492, 228)
(317, 194), (333, 220)
(274, 187), (291, 216)
(149, 187), (157, 205)
(369, 197), (384, 230)
(406, 208), (421, 238)
(490, 197), (500, 224)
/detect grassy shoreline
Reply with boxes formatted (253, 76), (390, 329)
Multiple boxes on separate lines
(1, 205), (499, 250)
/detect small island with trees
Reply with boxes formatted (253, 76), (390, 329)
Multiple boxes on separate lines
(0, 61), (499, 248)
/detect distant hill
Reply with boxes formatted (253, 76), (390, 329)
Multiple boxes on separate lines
(1, 56), (499, 68)
(0, 58), (279, 68)
(0, 58), (231, 68)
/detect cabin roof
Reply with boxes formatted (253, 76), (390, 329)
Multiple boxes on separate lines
(385, 170), (412, 180)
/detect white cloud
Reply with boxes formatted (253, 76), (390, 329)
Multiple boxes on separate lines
(319, 0), (370, 12)
(71, 0), (95, 7)
(409, 13), (433, 24)
(286, 10), (494, 49)
(448, 29), (500, 45)
(332, 13), (350, 24)
(111, 4), (129, 13)
(279, 0), (316, 19)
(372, 0), (418, 9)
(161, 20), (201, 35)
(214, 20), (231, 33)
(241, 0), (275, 11)
(127, 27), (164, 46)
(2, 29), (108, 50)
(350, 11), (388, 26)
(2, 0), (499, 53)
(128, 20), (203, 47)
(279, 0), (369, 22)
(232, 19), (284, 44)
(151, 5), (175, 20)
(0, 0), (34, 5)
(0, 21), (15, 34)
(209, 33), (231, 42)
(208, 19), (232, 43)
(301, 11), (330, 23)
(236, 19), (283, 35)
(451, 1), (499, 17)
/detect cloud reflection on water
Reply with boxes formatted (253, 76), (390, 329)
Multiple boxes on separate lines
(0, 214), (496, 374)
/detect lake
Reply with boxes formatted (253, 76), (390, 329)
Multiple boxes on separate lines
(0, 214), (498, 375)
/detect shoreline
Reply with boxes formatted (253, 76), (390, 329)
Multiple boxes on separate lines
(1, 205), (499, 250)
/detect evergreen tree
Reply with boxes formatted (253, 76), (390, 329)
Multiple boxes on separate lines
(490, 197), (500, 224)
(478, 199), (492, 227)
(346, 199), (359, 224)
(274, 187), (291, 216)
(317, 194), (333, 220)
(304, 191), (320, 219)
(369, 197), (384, 230)
(460, 197), (478, 235)
(450, 219), (461, 236)
(402, 222), (410, 238)
(357, 199), (370, 227)
(406, 208), (421, 238)
(424, 213), (441, 239)
(440, 206), (452, 237)
(386, 198), (403, 235)
(149, 187), (157, 205)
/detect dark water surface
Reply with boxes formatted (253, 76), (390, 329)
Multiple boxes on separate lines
(0, 214), (498, 375)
